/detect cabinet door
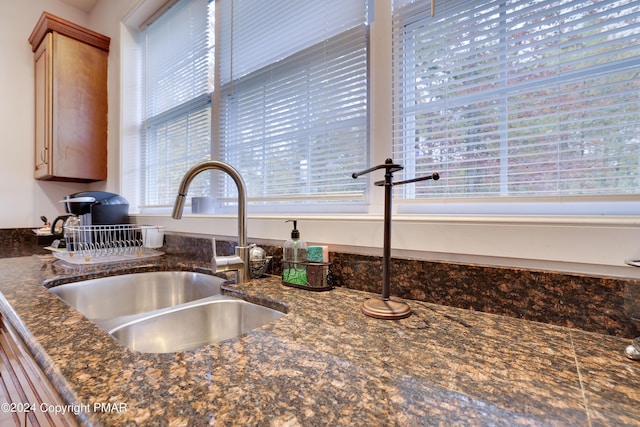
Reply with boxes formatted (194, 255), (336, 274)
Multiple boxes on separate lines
(0, 316), (79, 426)
(50, 32), (108, 181)
(33, 34), (52, 179)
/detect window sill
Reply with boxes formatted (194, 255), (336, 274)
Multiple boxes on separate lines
(132, 212), (640, 278)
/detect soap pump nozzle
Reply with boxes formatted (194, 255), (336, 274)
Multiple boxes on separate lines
(286, 219), (300, 239)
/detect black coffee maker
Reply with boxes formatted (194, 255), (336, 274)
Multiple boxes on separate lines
(51, 191), (129, 237)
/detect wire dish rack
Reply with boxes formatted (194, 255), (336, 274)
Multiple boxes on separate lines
(53, 224), (163, 265)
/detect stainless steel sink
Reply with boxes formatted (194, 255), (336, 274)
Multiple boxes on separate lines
(48, 271), (285, 353)
(110, 298), (285, 353)
(49, 271), (223, 320)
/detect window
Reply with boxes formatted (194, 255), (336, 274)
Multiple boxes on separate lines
(215, 0), (369, 207)
(140, 0), (213, 208)
(138, 0), (368, 212)
(392, 0), (640, 201)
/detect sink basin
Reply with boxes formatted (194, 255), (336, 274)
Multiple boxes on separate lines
(48, 270), (285, 353)
(49, 271), (224, 320)
(110, 298), (285, 353)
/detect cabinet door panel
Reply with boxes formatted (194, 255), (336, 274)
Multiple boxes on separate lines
(52, 33), (108, 181)
(0, 316), (79, 426)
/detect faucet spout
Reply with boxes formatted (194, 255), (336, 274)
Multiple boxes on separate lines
(172, 161), (250, 283)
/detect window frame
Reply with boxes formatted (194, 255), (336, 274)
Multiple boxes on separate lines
(138, 0), (214, 211)
(390, 0), (640, 216)
(125, 0), (640, 217)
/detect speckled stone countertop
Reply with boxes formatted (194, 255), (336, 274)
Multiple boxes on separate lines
(0, 254), (639, 426)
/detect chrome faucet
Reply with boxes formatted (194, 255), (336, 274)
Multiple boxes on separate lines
(172, 161), (251, 284)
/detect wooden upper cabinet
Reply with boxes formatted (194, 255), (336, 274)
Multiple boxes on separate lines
(29, 12), (110, 182)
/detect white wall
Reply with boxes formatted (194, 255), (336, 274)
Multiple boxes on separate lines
(0, 0), (135, 229)
(2, 0), (640, 280)
(0, 1), (89, 228)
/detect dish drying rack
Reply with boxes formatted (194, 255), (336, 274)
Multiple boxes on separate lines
(53, 224), (163, 265)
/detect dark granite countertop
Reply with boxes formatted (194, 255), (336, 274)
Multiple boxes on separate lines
(0, 254), (638, 426)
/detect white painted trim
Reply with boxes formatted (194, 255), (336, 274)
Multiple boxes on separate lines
(132, 213), (640, 279)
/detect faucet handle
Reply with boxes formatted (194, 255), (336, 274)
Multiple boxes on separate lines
(211, 237), (245, 282)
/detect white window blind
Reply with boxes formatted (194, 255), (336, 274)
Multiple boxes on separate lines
(392, 0), (640, 200)
(216, 0), (369, 204)
(141, 0), (213, 207)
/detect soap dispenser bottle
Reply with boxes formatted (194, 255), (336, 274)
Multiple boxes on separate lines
(283, 220), (308, 285)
